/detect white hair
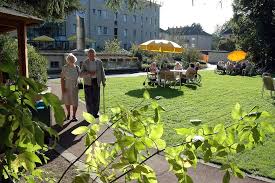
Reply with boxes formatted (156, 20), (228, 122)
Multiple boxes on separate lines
(66, 53), (77, 63)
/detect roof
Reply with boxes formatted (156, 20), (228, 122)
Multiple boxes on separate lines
(167, 27), (212, 36)
(0, 6), (43, 33)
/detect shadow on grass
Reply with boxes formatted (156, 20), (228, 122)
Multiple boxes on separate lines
(125, 86), (184, 99)
(182, 82), (201, 90)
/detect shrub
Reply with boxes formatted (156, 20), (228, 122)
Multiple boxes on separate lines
(28, 45), (48, 84)
(0, 35), (48, 84)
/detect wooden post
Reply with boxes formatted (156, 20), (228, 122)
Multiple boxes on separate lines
(17, 22), (28, 78)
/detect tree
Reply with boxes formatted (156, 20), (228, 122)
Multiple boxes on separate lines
(231, 0), (275, 70)
(217, 38), (236, 51)
(0, 0), (81, 21)
(103, 39), (123, 54)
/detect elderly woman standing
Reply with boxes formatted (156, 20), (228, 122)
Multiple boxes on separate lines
(61, 53), (80, 122)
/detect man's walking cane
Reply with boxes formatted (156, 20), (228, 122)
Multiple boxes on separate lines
(103, 85), (106, 114)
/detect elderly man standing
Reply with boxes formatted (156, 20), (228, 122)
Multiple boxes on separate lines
(80, 48), (106, 118)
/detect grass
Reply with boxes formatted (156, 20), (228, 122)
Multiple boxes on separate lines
(79, 71), (275, 179)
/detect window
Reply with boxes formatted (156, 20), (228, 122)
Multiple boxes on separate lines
(133, 29), (137, 37)
(155, 18), (157, 25)
(192, 37), (196, 41)
(103, 27), (108, 35)
(146, 17), (148, 22)
(150, 32), (152, 39)
(50, 61), (59, 68)
(97, 26), (102, 35)
(145, 32), (147, 37)
(124, 29), (128, 37)
(133, 15), (136, 23)
(97, 10), (102, 16)
(141, 30), (143, 40)
(73, 24), (76, 34)
(191, 43), (195, 48)
(154, 32), (157, 38)
(150, 18), (152, 24)
(114, 12), (118, 20)
(123, 43), (127, 49)
(93, 9), (96, 14)
(57, 22), (66, 36)
(141, 16), (143, 25)
(123, 14), (127, 22)
(102, 10), (107, 19)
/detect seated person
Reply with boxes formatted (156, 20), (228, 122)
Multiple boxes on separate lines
(174, 61), (183, 70)
(195, 62), (200, 74)
(149, 62), (158, 74)
(185, 63), (196, 82)
(217, 60), (226, 71)
(174, 61), (183, 79)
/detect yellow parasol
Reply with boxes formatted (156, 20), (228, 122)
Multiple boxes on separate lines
(33, 35), (55, 42)
(227, 50), (247, 62)
(139, 39), (183, 53)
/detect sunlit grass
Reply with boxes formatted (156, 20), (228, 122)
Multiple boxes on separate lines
(79, 71), (275, 179)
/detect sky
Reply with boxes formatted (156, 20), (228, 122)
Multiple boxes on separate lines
(159, 0), (233, 34)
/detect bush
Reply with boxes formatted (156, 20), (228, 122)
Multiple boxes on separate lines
(0, 35), (48, 84)
(28, 45), (48, 84)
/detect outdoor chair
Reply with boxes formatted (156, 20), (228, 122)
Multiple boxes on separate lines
(262, 76), (275, 97)
(158, 71), (181, 89)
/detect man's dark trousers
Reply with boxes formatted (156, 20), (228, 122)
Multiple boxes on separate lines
(84, 78), (100, 117)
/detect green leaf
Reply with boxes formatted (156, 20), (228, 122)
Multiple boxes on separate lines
(216, 150), (228, 157)
(175, 128), (192, 136)
(140, 105), (149, 112)
(184, 174), (193, 183)
(83, 112), (95, 123)
(129, 119), (145, 137)
(34, 125), (44, 147)
(251, 127), (260, 143)
(223, 170), (230, 183)
(143, 90), (150, 99)
(120, 136), (136, 147)
(127, 145), (138, 163)
(143, 137), (154, 148)
(203, 149), (212, 162)
(236, 144), (245, 153)
(72, 126), (89, 135)
(232, 103), (242, 120)
(149, 124), (163, 140)
(154, 108), (160, 122)
(135, 140), (146, 151)
(99, 114), (109, 124)
(42, 93), (65, 125)
(155, 139), (166, 149)
(72, 173), (90, 183)
(151, 100), (159, 109)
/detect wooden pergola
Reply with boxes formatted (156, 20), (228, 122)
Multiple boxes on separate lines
(0, 7), (42, 82)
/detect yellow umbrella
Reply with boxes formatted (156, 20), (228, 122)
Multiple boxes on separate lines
(139, 39), (183, 53)
(227, 50), (247, 62)
(33, 35), (55, 42)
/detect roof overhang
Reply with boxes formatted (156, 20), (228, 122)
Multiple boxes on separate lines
(0, 6), (43, 33)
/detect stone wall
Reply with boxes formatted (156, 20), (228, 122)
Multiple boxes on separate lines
(208, 51), (229, 64)
(40, 51), (140, 75)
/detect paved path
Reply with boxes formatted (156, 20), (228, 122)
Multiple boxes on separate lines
(48, 77), (273, 183)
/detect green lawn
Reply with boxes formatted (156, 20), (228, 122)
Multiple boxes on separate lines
(79, 71), (275, 179)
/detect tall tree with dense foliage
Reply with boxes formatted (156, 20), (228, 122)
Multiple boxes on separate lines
(232, 0), (275, 70)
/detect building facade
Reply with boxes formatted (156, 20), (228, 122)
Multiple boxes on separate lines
(159, 27), (213, 50)
(28, 0), (160, 50)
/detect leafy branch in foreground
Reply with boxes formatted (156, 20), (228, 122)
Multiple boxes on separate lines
(69, 91), (274, 183)
(0, 62), (65, 182)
